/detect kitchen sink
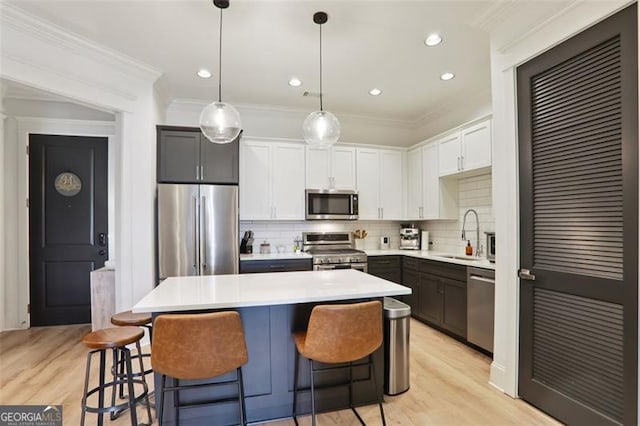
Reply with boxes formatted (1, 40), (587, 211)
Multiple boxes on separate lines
(436, 254), (483, 262)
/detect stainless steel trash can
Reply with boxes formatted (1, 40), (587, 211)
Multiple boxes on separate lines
(383, 297), (411, 395)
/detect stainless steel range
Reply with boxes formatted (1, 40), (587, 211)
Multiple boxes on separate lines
(303, 232), (368, 272)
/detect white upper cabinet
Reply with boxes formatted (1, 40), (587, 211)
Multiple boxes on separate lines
(460, 119), (492, 171)
(356, 149), (379, 220)
(422, 142), (457, 220)
(272, 143), (306, 220)
(241, 140), (305, 220)
(437, 133), (462, 177)
(240, 141), (271, 220)
(405, 142), (457, 220)
(406, 147), (423, 220)
(379, 150), (403, 220)
(305, 146), (356, 190)
(438, 118), (492, 177)
(356, 148), (403, 220)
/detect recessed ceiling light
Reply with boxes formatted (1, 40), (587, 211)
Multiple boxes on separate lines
(425, 33), (442, 46)
(289, 78), (302, 87)
(369, 88), (382, 96)
(197, 69), (212, 79)
(440, 72), (455, 81)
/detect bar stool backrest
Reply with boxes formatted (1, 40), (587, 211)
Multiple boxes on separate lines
(152, 311), (248, 380)
(303, 300), (382, 364)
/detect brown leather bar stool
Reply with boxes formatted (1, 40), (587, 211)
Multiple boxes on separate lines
(110, 310), (154, 416)
(292, 300), (386, 426)
(111, 310), (153, 340)
(152, 311), (249, 425)
(80, 326), (152, 426)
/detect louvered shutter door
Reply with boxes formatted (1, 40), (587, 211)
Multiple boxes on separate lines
(517, 4), (637, 425)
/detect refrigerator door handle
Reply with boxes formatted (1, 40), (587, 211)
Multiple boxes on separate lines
(193, 196), (198, 270)
(201, 195), (207, 272)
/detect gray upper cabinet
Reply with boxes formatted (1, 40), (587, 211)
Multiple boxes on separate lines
(157, 125), (239, 184)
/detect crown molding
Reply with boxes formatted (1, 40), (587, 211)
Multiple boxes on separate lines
(3, 53), (139, 104)
(1, 3), (162, 84)
(471, 1), (523, 33)
(413, 86), (492, 128)
(496, 0), (583, 55)
(171, 98), (416, 129)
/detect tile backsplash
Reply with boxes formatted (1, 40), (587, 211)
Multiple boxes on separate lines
(420, 171), (494, 255)
(240, 171), (494, 256)
(240, 220), (405, 253)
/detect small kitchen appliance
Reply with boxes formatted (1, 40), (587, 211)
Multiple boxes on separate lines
(380, 236), (390, 250)
(399, 224), (420, 250)
(305, 189), (358, 220)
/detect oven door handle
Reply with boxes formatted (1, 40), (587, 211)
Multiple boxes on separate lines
(314, 263), (368, 272)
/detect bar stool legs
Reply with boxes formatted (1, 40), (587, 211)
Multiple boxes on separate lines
(80, 327), (152, 426)
(81, 346), (151, 426)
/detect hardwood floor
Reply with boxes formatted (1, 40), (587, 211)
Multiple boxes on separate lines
(0, 319), (560, 425)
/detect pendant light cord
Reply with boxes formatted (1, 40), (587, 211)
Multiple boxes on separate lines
(319, 23), (323, 111)
(218, 7), (223, 103)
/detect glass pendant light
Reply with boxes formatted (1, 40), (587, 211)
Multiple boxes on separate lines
(303, 11), (340, 147)
(199, 0), (241, 144)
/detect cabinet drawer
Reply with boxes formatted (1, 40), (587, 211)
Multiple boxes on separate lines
(419, 259), (466, 282)
(240, 259), (312, 274)
(368, 255), (401, 270)
(402, 257), (420, 271)
(368, 256), (402, 284)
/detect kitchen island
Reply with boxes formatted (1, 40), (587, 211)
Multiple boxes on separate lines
(133, 269), (410, 425)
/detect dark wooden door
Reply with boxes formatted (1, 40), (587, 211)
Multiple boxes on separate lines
(29, 134), (108, 326)
(517, 4), (637, 424)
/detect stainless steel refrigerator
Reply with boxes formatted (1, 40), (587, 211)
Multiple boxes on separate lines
(157, 184), (238, 280)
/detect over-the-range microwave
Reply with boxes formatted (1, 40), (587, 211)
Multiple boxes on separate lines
(305, 189), (358, 220)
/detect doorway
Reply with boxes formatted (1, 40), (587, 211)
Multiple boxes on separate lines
(517, 4), (637, 425)
(28, 134), (109, 326)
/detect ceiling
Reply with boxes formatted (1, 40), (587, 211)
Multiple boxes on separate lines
(5, 0), (495, 124)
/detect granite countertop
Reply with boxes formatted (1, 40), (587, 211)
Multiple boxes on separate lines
(364, 249), (495, 270)
(132, 269), (410, 313)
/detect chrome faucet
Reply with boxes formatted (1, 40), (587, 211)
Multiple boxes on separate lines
(462, 209), (480, 256)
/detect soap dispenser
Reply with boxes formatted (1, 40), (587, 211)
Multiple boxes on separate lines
(465, 240), (473, 256)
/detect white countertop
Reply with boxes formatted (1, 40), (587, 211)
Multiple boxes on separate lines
(132, 269), (411, 313)
(364, 249), (495, 270)
(240, 252), (312, 261)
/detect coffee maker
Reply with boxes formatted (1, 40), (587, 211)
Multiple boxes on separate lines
(400, 224), (421, 250)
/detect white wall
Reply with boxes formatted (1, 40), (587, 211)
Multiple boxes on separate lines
(0, 3), (162, 329)
(488, 0), (632, 397)
(421, 171), (494, 255)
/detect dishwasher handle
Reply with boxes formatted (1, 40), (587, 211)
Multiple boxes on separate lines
(469, 275), (495, 284)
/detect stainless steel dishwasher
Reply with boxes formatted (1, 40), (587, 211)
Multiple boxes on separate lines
(467, 267), (495, 353)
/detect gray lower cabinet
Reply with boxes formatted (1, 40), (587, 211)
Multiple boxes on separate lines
(403, 258), (467, 340)
(157, 125), (239, 184)
(367, 256), (402, 284)
(240, 258), (312, 274)
(400, 257), (419, 310)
